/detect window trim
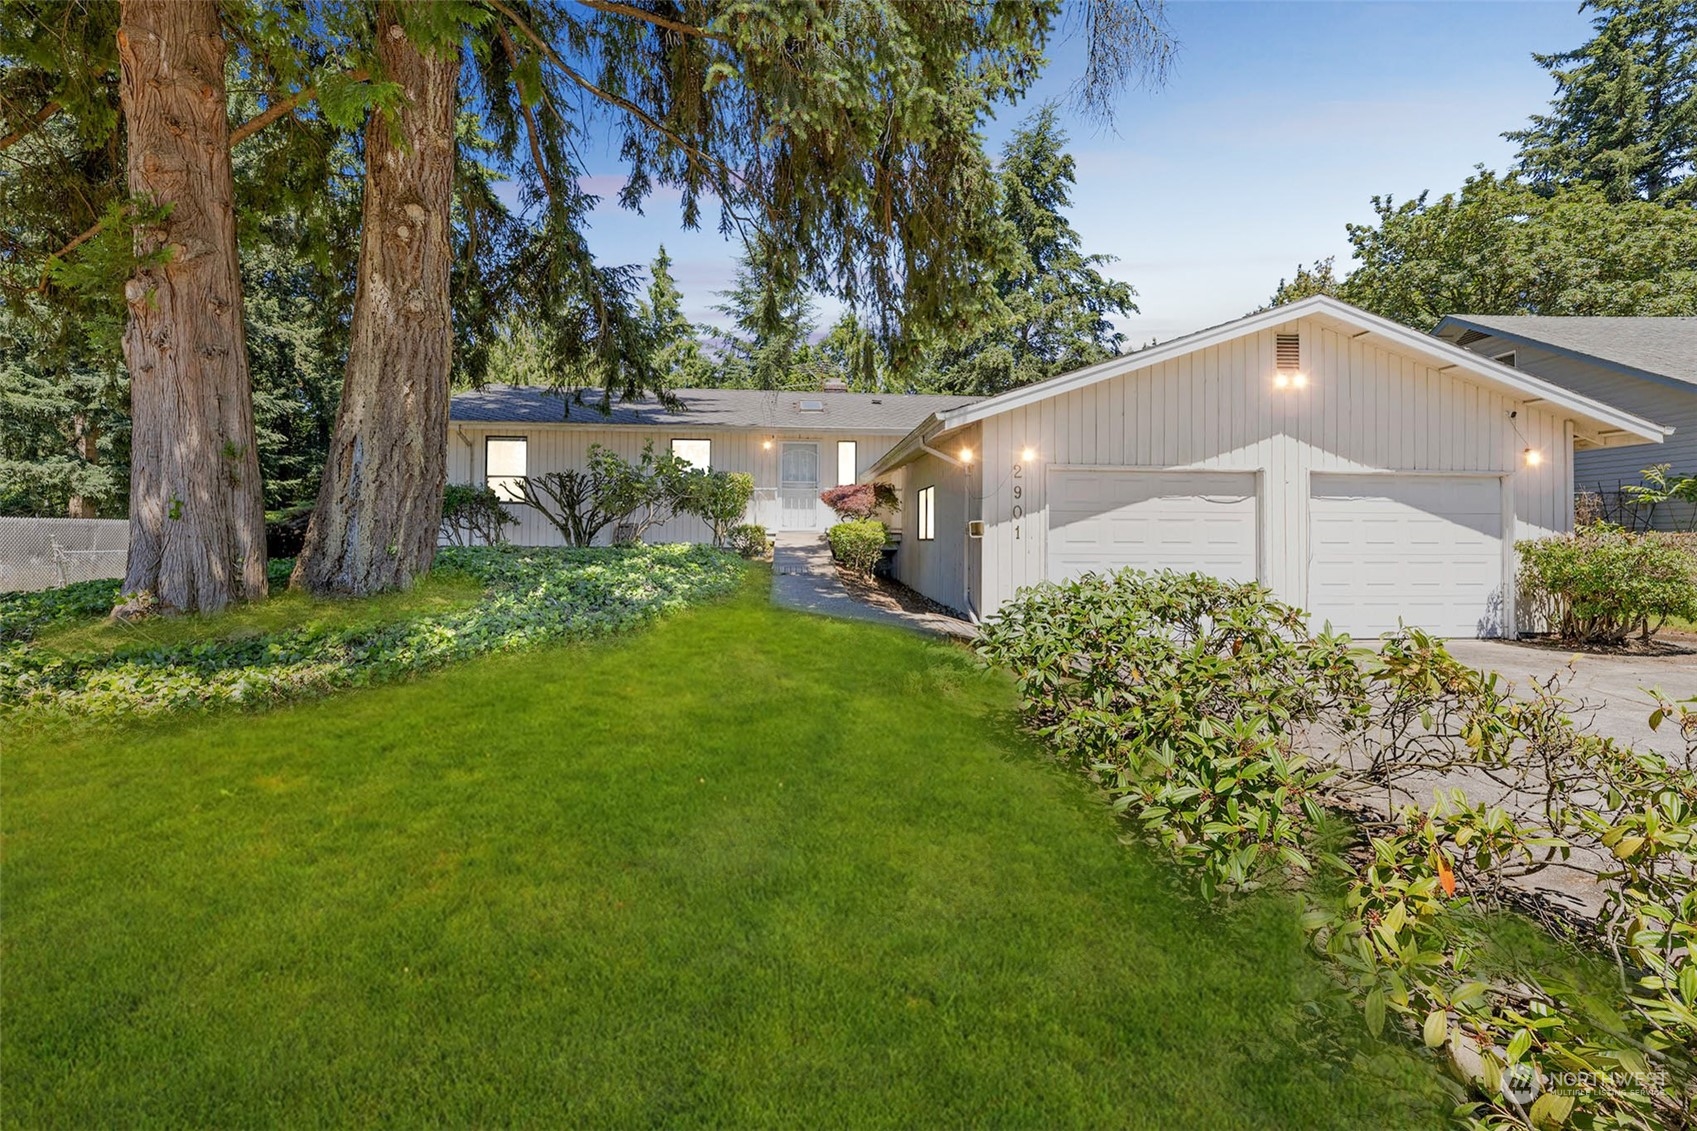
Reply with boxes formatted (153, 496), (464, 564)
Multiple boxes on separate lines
(837, 440), (857, 486)
(917, 485), (936, 541)
(670, 437), (712, 471)
(484, 435), (528, 501)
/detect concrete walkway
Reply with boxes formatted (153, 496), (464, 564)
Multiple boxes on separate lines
(769, 533), (975, 639)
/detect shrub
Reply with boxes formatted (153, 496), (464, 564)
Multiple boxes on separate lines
(978, 569), (1697, 1128)
(439, 484), (518, 546)
(511, 442), (696, 546)
(1517, 524), (1697, 644)
(1, 545), (744, 722)
(826, 520), (886, 573)
(978, 569), (1363, 894)
(684, 471), (755, 547)
(727, 523), (770, 559)
(820, 481), (900, 521)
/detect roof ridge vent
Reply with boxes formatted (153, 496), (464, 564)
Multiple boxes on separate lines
(1275, 332), (1301, 372)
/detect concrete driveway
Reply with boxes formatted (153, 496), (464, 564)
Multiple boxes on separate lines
(1441, 639), (1697, 750)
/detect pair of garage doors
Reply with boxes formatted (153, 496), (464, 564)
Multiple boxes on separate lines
(1047, 470), (1504, 638)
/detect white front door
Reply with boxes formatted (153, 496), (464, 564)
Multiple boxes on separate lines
(779, 443), (820, 530)
(1047, 469), (1260, 584)
(1307, 474), (1505, 638)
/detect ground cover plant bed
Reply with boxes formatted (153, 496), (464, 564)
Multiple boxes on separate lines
(2, 575), (1451, 1128)
(0, 545), (743, 722)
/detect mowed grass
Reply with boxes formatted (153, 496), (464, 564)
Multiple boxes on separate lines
(3, 574), (1445, 1128)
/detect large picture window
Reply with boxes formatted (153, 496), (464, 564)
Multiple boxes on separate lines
(485, 436), (527, 501)
(671, 438), (712, 471)
(917, 485), (935, 540)
(837, 440), (857, 485)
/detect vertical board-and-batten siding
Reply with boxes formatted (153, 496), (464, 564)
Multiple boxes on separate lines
(446, 425), (902, 545)
(971, 316), (1573, 616)
(888, 436), (980, 615)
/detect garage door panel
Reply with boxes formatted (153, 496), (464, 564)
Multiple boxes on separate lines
(1049, 470), (1259, 584)
(1308, 474), (1504, 638)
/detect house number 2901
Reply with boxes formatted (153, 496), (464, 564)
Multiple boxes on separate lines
(1012, 462), (1024, 539)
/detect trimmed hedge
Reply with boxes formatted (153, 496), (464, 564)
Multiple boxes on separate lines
(1, 545), (744, 721)
(827, 520), (886, 573)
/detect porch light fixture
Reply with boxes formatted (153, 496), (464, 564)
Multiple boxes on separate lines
(960, 446), (973, 463)
(762, 439), (772, 450)
(1273, 373), (1290, 390)
(1524, 447), (1543, 467)
(1292, 372), (1309, 389)
(1021, 447), (1036, 462)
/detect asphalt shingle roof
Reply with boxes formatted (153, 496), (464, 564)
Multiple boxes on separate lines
(1439, 315), (1697, 386)
(450, 385), (979, 433)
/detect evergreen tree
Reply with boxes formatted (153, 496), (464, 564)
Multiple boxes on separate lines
(925, 105), (1137, 396)
(711, 248), (820, 390)
(640, 247), (714, 389)
(1508, 0), (1697, 202)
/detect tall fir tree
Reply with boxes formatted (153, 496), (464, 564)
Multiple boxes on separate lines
(924, 105), (1136, 396)
(1508, 0), (1697, 202)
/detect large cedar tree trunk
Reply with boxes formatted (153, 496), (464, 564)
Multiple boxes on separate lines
(116, 0), (267, 614)
(291, 10), (458, 596)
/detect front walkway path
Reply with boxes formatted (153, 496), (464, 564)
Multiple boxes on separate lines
(770, 533), (975, 639)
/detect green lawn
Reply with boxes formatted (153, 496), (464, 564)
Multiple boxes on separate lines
(3, 573), (1446, 1128)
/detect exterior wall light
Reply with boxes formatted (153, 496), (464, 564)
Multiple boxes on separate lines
(1524, 447), (1543, 467)
(960, 447), (973, 464)
(1292, 373), (1309, 389)
(1020, 447), (1036, 462)
(762, 439), (772, 450)
(1274, 373), (1290, 389)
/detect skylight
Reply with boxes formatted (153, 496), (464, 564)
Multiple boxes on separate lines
(799, 399), (826, 412)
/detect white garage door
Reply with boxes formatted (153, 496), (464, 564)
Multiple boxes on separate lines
(1308, 474), (1504, 638)
(1048, 470), (1259, 583)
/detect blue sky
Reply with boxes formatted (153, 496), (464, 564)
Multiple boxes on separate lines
(567, 1), (1591, 344)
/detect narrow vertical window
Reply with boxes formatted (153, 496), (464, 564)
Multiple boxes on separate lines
(485, 436), (527, 501)
(837, 440), (857, 485)
(917, 485), (935, 540)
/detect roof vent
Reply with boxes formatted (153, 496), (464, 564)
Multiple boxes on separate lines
(798, 399), (826, 412)
(1275, 333), (1301, 372)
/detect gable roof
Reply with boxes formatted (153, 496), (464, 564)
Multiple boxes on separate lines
(872, 296), (1669, 475)
(450, 385), (978, 434)
(1431, 315), (1697, 390)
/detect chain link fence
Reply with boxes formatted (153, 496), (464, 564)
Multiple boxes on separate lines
(0, 517), (128, 593)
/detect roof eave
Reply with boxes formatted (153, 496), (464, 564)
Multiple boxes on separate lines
(1433, 315), (1697, 394)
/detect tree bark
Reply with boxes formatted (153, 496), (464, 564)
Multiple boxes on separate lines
(292, 7), (458, 596)
(67, 413), (100, 518)
(116, 0), (267, 615)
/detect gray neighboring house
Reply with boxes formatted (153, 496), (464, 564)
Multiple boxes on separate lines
(1432, 316), (1696, 526)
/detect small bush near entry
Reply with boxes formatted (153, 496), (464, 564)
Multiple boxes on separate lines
(727, 523), (771, 559)
(827, 520), (887, 573)
(1, 545), (744, 721)
(440, 484), (519, 546)
(1517, 523), (1697, 644)
(820, 482), (900, 521)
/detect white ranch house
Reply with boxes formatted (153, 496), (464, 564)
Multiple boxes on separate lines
(449, 297), (1670, 638)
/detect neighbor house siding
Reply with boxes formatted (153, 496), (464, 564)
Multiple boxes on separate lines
(446, 425), (903, 545)
(969, 315), (1573, 618)
(1450, 333), (1696, 528)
